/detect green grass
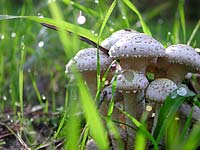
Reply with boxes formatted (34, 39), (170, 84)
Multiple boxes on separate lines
(0, 0), (200, 149)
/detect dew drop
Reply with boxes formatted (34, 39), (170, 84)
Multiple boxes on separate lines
(168, 32), (171, 35)
(3, 95), (7, 101)
(177, 87), (187, 96)
(122, 16), (126, 20)
(38, 41), (44, 48)
(152, 113), (155, 117)
(37, 12), (44, 18)
(0, 34), (5, 40)
(171, 92), (177, 99)
(110, 28), (114, 32)
(94, 0), (99, 3)
(11, 32), (16, 38)
(77, 11), (86, 25)
(42, 94), (46, 100)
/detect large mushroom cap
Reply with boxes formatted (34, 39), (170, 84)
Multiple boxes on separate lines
(146, 78), (177, 103)
(109, 33), (165, 59)
(115, 69), (149, 92)
(165, 44), (200, 71)
(101, 29), (139, 50)
(65, 48), (113, 73)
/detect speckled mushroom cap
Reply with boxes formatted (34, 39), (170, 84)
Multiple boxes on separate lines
(165, 44), (200, 71)
(114, 69), (149, 92)
(109, 33), (165, 59)
(101, 29), (139, 50)
(65, 48), (113, 73)
(146, 78), (177, 103)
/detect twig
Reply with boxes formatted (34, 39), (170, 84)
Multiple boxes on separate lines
(0, 123), (31, 150)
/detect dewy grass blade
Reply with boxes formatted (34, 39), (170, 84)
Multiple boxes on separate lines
(178, 0), (186, 43)
(187, 20), (200, 46)
(123, 0), (151, 35)
(0, 15), (99, 44)
(76, 72), (109, 149)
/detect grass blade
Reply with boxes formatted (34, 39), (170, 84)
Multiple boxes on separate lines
(122, 0), (151, 35)
(0, 15), (99, 43)
(183, 122), (200, 150)
(76, 73), (109, 149)
(153, 88), (195, 144)
(187, 20), (200, 46)
(118, 108), (158, 150)
(178, 0), (186, 43)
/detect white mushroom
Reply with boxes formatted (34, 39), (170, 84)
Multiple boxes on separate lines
(109, 33), (165, 73)
(145, 78), (178, 133)
(114, 69), (149, 149)
(65, 48), (113, 97)
(158, 44), (200, 84)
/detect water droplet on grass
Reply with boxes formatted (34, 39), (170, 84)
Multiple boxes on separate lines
(122, 16), (126, 20)
(177, 87), (187, 96)
(94, 0), (99, 3)
(0, 34), (5, 40)
(3, 95), (7, 101)
(38, 41), (44, 48)
(11, 32), (16, 38)
(77, 11), (86, 25)
(171, 92), (177, 99)
(37, 13), (44, 18)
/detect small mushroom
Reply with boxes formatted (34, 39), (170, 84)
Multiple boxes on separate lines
(157, 44), (200, 84)
(114, 69), (149, 149)
(145, 78), (178, 133)
(65, 48), (113, 97)
(101, 29), (139, 50)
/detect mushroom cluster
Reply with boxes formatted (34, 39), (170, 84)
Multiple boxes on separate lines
(65, 29), (200, 150)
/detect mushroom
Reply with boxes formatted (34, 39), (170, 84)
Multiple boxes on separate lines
(101, 29), (139, 50)
(157, 44), (200, 84)
(145, 78), (178, 133)
(65, 48), (113, 97)
(109, 33), (165, 73)
(113, 69), (149, 149)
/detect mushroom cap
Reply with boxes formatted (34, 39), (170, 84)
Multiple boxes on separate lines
(109, 33), (165, 59)
(114, 69), (149, 92)
(165, 44), (200, 71)
(101, 29), (139, 50)
(146, 78), (177, 103)
(65, 48), (113, 73)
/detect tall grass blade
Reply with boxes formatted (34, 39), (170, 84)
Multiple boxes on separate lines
(0, 15), (99, 43)
(178, 0), (186, 43)
(187, 20), (200, 46)
(117, 0), (130, 27)
(122, 0), (151, 35)
(183, 122), (200, 150)
(76, 73), (109, 149)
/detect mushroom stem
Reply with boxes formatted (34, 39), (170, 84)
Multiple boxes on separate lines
(166, 64), (189, 84)
(151, 104), (161, 134)
(124, 91), (145, 149)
